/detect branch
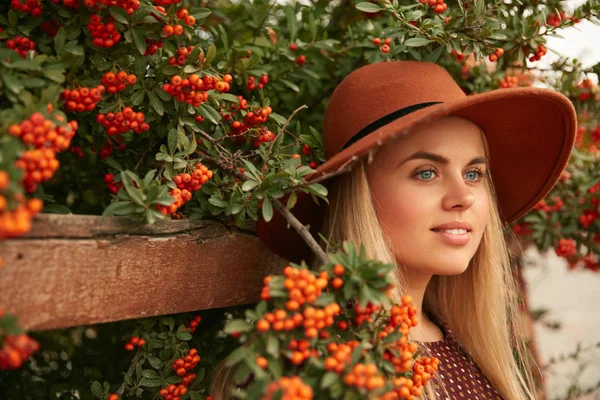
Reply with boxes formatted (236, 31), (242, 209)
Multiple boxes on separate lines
(117, 347), (143, 396)
(271, 197), (329, 265)
(261, 104), (308, 174)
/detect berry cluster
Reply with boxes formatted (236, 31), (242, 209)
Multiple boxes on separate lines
(153, 0), (182, 6)
(383, 358), (440, 399)
(162, 24), (184, 37)
(88, 0), (141, 15)
(579, 209), (599, 228)
(287, 338), (318, 365)
(60, 85), (105, 112)
(418, 0), (447, 13)
(69, 146), (84, 158)
(8, 112), (78, 152)
(40, 20), (62, 38)
(247, 74), (269, 90)
(168, 46), (201, 66)
(124, 335), (146, 351)
(576, 78), (595, 102)
(324, 341), (360, 373)
(96, 108), (150, 136)
(353, 302), (380, 326)
(10, 0), (43, 16)
(104, 173), (123, 194)
(173, 163), (213, 192)
(171, 348), (201, 376)
(15, 149), (60, 193)
(282, 266), (328, 309)
(0, 333), (40, 370)
(225, 106), (274, 147)
(263, 376), (313, 400)
(96, 138), (126, 160)
(176, 7), (196, 26)
(0, 196), (43, 239)
(488, 47), (504, 62)
(546, 11), (580, 27)
(101, 71), (137, 93)
(295, 55), (306, 66)
(144, 38), (163, 56)
(88, 15), (122, 48)
(49, 0), (79, 8)
(156, 188), (191, 216)
(554, 238), (576, 258)
(372, 37), (391, 53)
(162, 74), (229, 106)
(183, 315), (202, 333)
(343, 363), (385, 391)
(527, 44), (547, 62)
(6, 36), (36, 58)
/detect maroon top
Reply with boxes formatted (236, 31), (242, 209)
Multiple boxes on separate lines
(420, 317), (504, 400)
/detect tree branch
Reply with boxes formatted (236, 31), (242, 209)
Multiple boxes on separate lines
(261, 104), (308, 174)
(271, 197), (329, 265)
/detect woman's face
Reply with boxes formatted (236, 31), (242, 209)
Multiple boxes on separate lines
(366, 116), (490, 276)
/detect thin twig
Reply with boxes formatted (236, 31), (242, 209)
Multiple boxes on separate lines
(134, 138), (156, 172)
(271, 197), (329, 265)
(117, 347), (143, 396)
(261, 104), (308, 174)
(253, 0), (278, 44)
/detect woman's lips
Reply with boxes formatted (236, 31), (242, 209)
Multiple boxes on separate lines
(431, 229), (471, 246)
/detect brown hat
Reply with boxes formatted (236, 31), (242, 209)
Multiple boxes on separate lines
(257, 60), (577, 264)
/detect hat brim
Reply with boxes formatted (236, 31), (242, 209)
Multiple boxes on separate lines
(257, 87), (577, 264)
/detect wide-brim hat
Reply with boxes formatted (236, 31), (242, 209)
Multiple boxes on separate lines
(257, 61), (577, 264)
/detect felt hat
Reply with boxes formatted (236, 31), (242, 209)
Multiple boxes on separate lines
(256, 60), (577, 264)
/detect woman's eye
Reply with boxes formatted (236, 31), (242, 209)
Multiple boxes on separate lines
(465, 169), (486, 181)
(416, 169), (436, 180)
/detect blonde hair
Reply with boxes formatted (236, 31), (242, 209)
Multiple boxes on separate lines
(211, 129), (540, 400)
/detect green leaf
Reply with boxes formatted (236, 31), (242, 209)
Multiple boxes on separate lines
(198, 103), (221, 124)
(132, 29), (147, 55)
(279, 79), (299, 93)
(42, 204), (72, 214)
(43, 69), (65, 83)
(219, 93), (240, 103)
(356, 2), (383, 12)
(242, 180), (258, 191)
(206, 44), (216, 65)
(285, 6), (297, 41)
(321, 372), (339, 389)
(141, 370), (158, 379)
(102, 202), (137, 216)
(261, 196), (273, 222)
(120, 171), (146, 206)
(225, 346), (251, 367)
(109, 7), (129, 25)
(224, 319), (253, 334)
(266, 335), (279, 357)
(138, 377), (163, 387)
(286, 192), (297, 209)
(148, 91), (164, 116)
(105, 157), (123, 171)
(405, 37), (432, 47)
(91, 382), (104, 399)
(269, 112), (288, 125)
(176, 331), (193, 341)
(168, 129), (178, 154)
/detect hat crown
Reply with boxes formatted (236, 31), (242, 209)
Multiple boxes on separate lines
(322, 61), (467, 158)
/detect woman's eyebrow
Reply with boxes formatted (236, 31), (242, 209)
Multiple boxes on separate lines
(397, 151), (489, 168)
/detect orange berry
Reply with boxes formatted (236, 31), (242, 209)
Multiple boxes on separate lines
(256, 356), (268, 368)
(256, 319), (270, 332)
(162, 25), (174, 37)
(0, 171), (9, 190)
(333, 264), (345, 276)
(173, 24), (184, 35)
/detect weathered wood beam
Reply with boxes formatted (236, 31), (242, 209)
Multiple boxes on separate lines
(0, 214), (285, 331)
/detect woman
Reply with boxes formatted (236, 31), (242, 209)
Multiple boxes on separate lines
(217, 61), (577, 399)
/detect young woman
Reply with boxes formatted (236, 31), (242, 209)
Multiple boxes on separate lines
(216, 61), (577, 399)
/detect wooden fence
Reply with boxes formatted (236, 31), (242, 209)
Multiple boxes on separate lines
(0, 214), (284, 331)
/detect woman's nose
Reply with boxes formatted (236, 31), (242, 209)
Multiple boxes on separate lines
(441, 175), (476, 211)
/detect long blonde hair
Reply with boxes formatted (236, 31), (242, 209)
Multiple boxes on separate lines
(211, 129), (540, 400)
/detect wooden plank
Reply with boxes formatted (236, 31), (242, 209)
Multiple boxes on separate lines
(0, 214), (285, 331)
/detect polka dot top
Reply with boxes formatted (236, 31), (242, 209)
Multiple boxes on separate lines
(419, 316), (504, 400)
